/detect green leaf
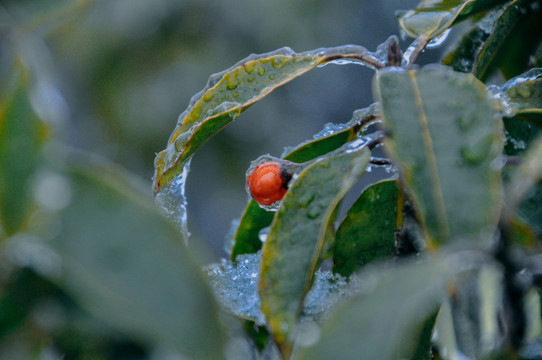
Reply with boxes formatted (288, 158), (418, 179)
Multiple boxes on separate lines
(50, 152), (226, 360)
(504, 133), (542, 223)
(472, 0), (542, 82)
(333, 179), (401, 277)
(153, 46), (382, 194)
(259, 142), (371, 358)
(0, 71), (48, 236)
(374, 66), (503, 246)
(503, 117), (540, 156)
(441, 23), (491, 73)
(398, 0), (506, 40)
(230, 106), (379, 261)
(297, 252), (489, 360)
(230, 200), (274, 260)
(503, 68), (542, 120)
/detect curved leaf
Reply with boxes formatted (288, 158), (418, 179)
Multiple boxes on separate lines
(503, 68), (542, 119)
(374, 66), (503, 246)
(398, 0), (506, 40)
(441, 20), (492, 73)
(298, 251), (490, 360)
(230, 106), (379, 261)
(473, 0), (542, 82)
(333, 179), (401, 277)
(153, 46), (382, 194)
(51, 153), (226, 360)
(0, 70), (49, 236)
(259, 141), (371, 358)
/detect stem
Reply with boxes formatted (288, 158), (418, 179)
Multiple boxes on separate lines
(321, 54), (385, 69)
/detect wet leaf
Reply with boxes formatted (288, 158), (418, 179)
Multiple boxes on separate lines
(398, 0), (506, 40)
(231, 200), (274, 261)
(259, 141), (371, 358)
(503, 68), (542, 121)
(473, 0), (542, 82)
(230, 106), (379, 261)
(374, 66), (503, 246)
(441, 23), (491, 73)
(503, 117), (540, 156)
(153, 45), (382, 194)
(50, 153), (226, 360)
(298, 251), (489, 360)
(333, 179), (401, 277)
(0, 71), (48, 236)
(504, 133), (542, 223)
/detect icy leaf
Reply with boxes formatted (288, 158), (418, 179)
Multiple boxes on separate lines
(0, 70), (49, 237)
(472, 0), (542, 82)
(298, 251), (491, 360)
(153, 45), (383, 194)
(259, 140), (371, 358)
(230, 200), (275, 261)
(504, 134), (542, 225)
(50, 152), (226, 360)
(230, 105), (379, 260)
(333, 180), (401, 277)
(398, 0), (507, 41)
(374, 66), (503, 246)
(502, 68), (542, 123)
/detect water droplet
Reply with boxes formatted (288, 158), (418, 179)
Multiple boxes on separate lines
(226, 74), (239, 90)
(202, 90), (215, 102)
(271, 56), (288, 69)
(34, 171), (72, 211)
(268, 74), (276, 80)
(299, 193), (315, 207)
(258, 227), (270, 243)
(460, 140), (490, 165)
(243, 61), (257, 74)
(307, 205), (320, 219)
(257, 64), (266, 76)
(295, 322), (322, 348)
(517, 84), (533, 98)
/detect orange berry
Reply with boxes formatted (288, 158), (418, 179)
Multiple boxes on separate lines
(247, 161), (289, 206)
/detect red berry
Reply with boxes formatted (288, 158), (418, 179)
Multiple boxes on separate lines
(247, 161), (289, 206)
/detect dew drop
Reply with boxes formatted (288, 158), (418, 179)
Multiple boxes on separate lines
(243, 61), (257, 74)
(268, 74), (276, 80)
(226, 74), (239, 90)
(257, 64), (266, 76)
(258, 227), (270, 243)
(202, 90), (215, 102)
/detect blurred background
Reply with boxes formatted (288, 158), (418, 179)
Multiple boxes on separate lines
(1, 0), (443, 257)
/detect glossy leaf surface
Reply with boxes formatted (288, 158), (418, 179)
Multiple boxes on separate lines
(473, 0), (542, 82)
(333, 179), (400, 277)
(153, 46), (381, 194)
(230, 106), (379, 261)
(51, 154), (225, 360)
(503, 68), (542, 119)
(374, 66), (503, 245)
(298, 252), (488, 360)
(259, 142), (371, 358)
(398, 0), (506, 40)
(0, 72), (48, 236)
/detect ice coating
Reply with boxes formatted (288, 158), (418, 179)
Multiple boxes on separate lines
(204, 252), (362, 326)
(153, 44), (390, 194)
(154, 160), (191, 242)
(487, 68), (542, 118)
(281, 103), (381, 158)
(426, 28), (452, 49)
(245, 155), (301, 211)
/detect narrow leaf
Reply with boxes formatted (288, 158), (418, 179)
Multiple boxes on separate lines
(51, 153), (226, 360)
(473, 0), (542, 82)
(398, 0), (507, 40)
(259, 141), (371, 358)
(333, 179), (400, 277)
(153, 46), (382, 194)
(298, 251), (490, 360)
(502, 68), (542, 119)
(504, 133), (542, 226)
(0, 71), (48, 236)
(230, 106), (379, 261)
(374, 66), (503, 245)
